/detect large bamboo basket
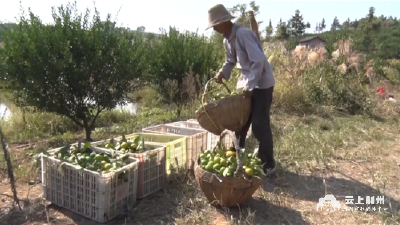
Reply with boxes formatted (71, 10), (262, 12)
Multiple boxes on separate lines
(194, 158), (261, 207)
(196, 78), (251, 136)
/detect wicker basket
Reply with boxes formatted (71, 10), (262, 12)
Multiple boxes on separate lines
(196, 78), (251, 136)
(194, 158), (261, 207)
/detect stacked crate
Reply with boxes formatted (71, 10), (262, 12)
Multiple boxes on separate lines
(142, 124), (207, 171)
(91, 139), (166, 199)
(115, 133), (187, 183)
(41, 118), (249, 223)
(168, 120), (233, 151)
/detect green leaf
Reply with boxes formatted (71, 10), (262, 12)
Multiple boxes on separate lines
(223, 167), (229, 177)
(83, 142), (91, 150)
(133, 134), (145, 151)
(121, 134), (127, 143)
(252, 148), (259, 159)
(256, 167), (265, 177)
(57, 145), (71, 158)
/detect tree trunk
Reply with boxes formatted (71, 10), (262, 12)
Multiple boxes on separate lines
(84, 126), (93, 142)
(21, 108), (27, 128)
(0, 124), (21, 210)
(177, 107), (181, 118)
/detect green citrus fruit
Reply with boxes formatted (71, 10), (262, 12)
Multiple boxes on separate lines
(220, 158), (227, 167)
(245, 168), (254, 176)
(213, 163), (221, 171)
(104, 163), (112, 170)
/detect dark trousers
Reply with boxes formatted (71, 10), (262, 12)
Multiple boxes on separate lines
(235, 86), (274, 166)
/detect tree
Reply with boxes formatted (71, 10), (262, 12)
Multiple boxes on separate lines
(315, 23), (320, 33)
(146, 27), (220, 116)
(320, 18), (326, 32)
(266, 19), (273, 37)
(288, 9), (306, 37)
(0, 2), (145, 140)
(342, 18), (351, 30)
(228, 1), (262, 37)
(350, 19), (359, 29)
(331, 16), (341, 31)
(275, 22), (290, 40)
(137, 26), (145, 32)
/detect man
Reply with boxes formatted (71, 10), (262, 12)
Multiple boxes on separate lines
(206, 4), (276, 176)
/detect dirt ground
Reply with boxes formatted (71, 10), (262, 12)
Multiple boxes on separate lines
(0, 139), (399, 225)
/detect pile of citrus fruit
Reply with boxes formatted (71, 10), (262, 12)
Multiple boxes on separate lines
(100, 134), (155, 154)
(53, 142), (130, 174)
(198, 148), (265, 177)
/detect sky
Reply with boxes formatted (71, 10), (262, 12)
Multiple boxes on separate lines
(1, 0), (399, 37)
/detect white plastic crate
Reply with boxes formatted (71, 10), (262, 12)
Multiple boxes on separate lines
(41, 146), (139, 223)
(142, 124), (207, 170)
(114, 133), (187, 177)
(91, 140), (166, 199)
(170, 120), (234, 151)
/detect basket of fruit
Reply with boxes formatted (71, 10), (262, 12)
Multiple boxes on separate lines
(195, 78), (251, 136)
(194, 133), (264, 207)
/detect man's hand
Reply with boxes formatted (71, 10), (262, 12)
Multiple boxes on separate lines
(243, 89), (252, 98)
(215, 72), (224, 84)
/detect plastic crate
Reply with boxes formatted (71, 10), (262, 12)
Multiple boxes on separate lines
(169, 121), (234, 151)
(142, 124), (207, 170)
(41, 146), (139, 223)
(116, 133), (187, 177)
(91, 140), (166, 199)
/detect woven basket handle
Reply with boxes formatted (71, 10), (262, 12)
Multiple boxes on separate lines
(211, 130), (231, 152)
(200, 78), (232, 135)
(201, 78), (231, 106)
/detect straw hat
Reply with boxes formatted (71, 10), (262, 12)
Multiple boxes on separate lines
(206, 4), (235, 30)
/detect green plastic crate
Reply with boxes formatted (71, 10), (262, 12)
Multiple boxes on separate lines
(117, 133), (187, 176)
(141, 124), (208, 170)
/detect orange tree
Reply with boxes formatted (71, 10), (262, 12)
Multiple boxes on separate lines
(0, 2), (145, 140)
(145, 27), (220, 116)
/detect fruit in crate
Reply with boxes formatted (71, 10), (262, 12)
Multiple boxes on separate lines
(198, 148), (265, 178)
(101, 134), (155, 154)
(53, 142), (130, 174)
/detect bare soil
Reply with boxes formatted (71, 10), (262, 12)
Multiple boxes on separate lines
(0, 140), (399, 225)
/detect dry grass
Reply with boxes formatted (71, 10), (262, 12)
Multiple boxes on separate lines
(0, 112), (399, 225)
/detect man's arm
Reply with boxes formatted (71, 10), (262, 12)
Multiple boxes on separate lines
(236, 29), (265, 91)
(218, 39), (236, 80)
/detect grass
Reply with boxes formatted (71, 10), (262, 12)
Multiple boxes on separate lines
(0, 105), (399, 224)
(1, 105), (178, 146)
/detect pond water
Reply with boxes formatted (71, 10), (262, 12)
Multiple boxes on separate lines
(117, 102), (139, 114)
(0, 103), (11, 120)
(0, 102), (139, 121)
